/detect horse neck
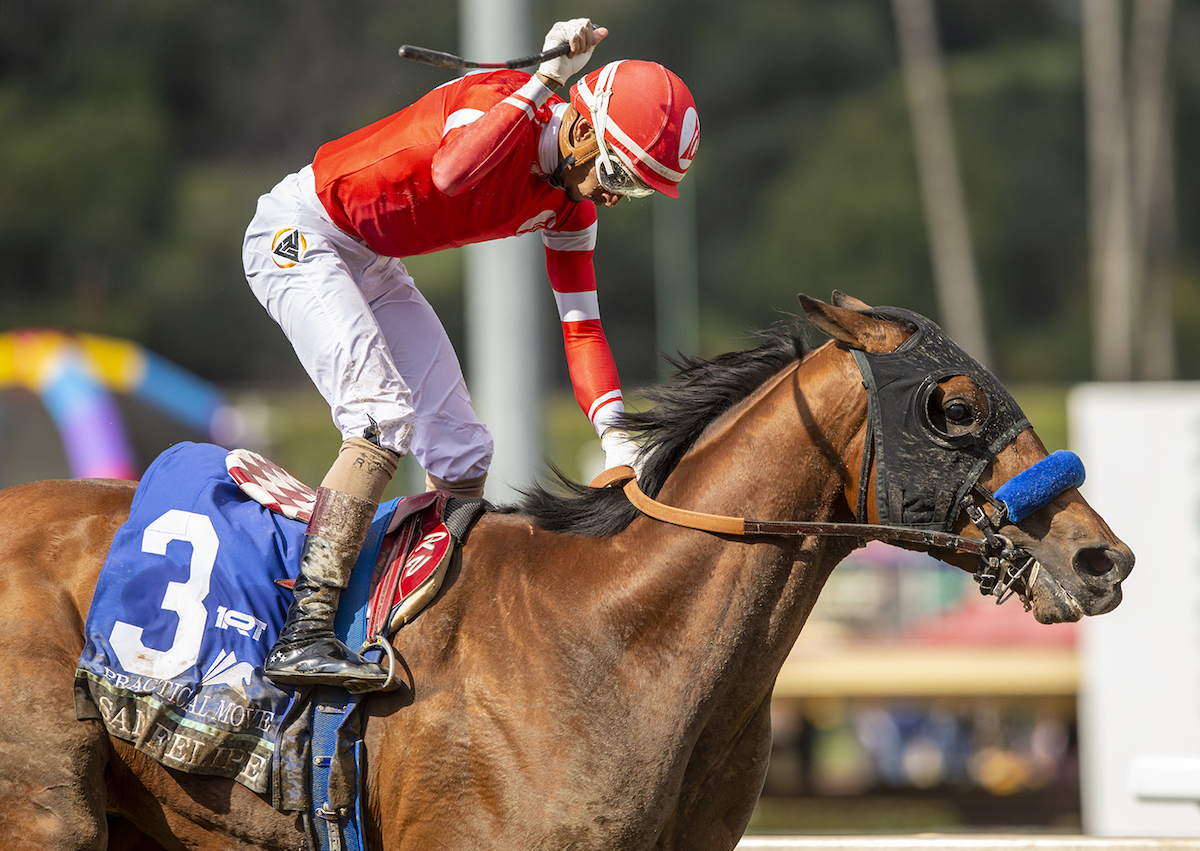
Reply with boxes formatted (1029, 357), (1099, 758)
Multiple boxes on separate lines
(658, 339), (867, 526)
(616, 340), (869, 689)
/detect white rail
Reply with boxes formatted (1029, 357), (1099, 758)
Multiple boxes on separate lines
(737, 837), (1200, 850)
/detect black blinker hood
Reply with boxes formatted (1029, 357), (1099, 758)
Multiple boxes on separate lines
(850, 306), (1030, 531)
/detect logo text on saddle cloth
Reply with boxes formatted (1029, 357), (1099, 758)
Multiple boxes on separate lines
(91, 670), (276, 784)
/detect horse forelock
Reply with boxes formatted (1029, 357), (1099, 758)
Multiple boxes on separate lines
(501, 324), (810, 537)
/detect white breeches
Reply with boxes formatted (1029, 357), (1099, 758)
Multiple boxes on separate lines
(242, 166), (493, 482)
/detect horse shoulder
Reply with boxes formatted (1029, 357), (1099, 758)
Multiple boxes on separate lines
(457, 510), (595, 581)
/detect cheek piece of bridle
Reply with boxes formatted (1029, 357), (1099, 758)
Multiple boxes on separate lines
(594, 307), (1086, 611)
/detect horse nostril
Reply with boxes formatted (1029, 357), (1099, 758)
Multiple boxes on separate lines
(1075, 546), (1116, 577)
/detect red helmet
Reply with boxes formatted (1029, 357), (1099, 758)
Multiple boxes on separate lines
(569, 60), (700, 198)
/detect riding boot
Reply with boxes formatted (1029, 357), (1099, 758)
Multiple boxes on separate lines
(264, 436), (400, 691)
(263, 527), (390, 690)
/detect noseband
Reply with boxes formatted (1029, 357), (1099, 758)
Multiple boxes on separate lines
(595, 307), (1086, 610)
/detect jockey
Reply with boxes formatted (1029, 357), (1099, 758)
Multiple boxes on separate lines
(242, 19), (701, 691)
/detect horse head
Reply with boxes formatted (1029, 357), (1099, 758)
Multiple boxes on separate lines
(801, 291), (1133, 624)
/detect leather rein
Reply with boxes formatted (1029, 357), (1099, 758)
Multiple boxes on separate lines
(591, 465), (987, 555)
(590, 465), (1037, 610)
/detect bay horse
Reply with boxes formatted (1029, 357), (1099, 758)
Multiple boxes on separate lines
(0, 293), (1131, 850)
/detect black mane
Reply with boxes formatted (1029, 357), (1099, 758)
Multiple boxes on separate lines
(497, 325), (810, 536)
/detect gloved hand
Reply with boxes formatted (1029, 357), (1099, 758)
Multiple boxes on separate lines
(601, 427), (643, 476)
(538, 18), (607, 87)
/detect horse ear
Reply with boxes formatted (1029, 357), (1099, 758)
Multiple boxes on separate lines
(831, 290), (873, 311)
(798, 293), (907, 353)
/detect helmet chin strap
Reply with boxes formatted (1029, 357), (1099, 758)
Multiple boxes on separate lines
(548, 106), (600, 190)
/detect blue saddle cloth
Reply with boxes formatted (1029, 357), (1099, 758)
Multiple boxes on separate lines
(73, 442), (398, 794)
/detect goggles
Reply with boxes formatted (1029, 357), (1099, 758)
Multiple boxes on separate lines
(596, 146), (655, 198)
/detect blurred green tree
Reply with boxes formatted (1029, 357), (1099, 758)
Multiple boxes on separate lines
(3, 0), (1200, 388)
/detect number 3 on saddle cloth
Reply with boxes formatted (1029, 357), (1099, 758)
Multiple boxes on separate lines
(225, 447), (460, 643)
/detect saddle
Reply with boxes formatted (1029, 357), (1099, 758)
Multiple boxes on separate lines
(226, 448), (482, 647)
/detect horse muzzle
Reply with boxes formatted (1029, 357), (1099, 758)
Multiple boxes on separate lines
(965, 450), (1135, 623)
(1006, 531), (1133, 624)
(1025, 541), (1132, 623)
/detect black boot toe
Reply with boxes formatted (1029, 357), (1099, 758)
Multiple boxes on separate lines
(264, 636), (389, 689)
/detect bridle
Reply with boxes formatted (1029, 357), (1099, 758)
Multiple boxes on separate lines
(593, 465), (1042, 610)
(593, 307), (1085, 611)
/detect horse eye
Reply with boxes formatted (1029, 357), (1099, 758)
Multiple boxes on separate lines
(926, 377), (989, 439)
(944, 401), (973, 424)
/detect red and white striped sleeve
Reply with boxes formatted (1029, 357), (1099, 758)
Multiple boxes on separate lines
(431, 74), (554, 196)
(543, 211), (625, 436)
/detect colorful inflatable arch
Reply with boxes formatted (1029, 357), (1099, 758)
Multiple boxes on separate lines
(0, 329), (229, 480)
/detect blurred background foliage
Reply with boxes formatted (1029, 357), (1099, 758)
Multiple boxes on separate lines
(1, 0), (1194, 469)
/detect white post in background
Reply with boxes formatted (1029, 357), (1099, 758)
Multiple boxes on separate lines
(461, 0), (544, 503)
(1082, 0), (1135, 382)
(891, 0), (991, 368)
(1073, 383), (1200, 837)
